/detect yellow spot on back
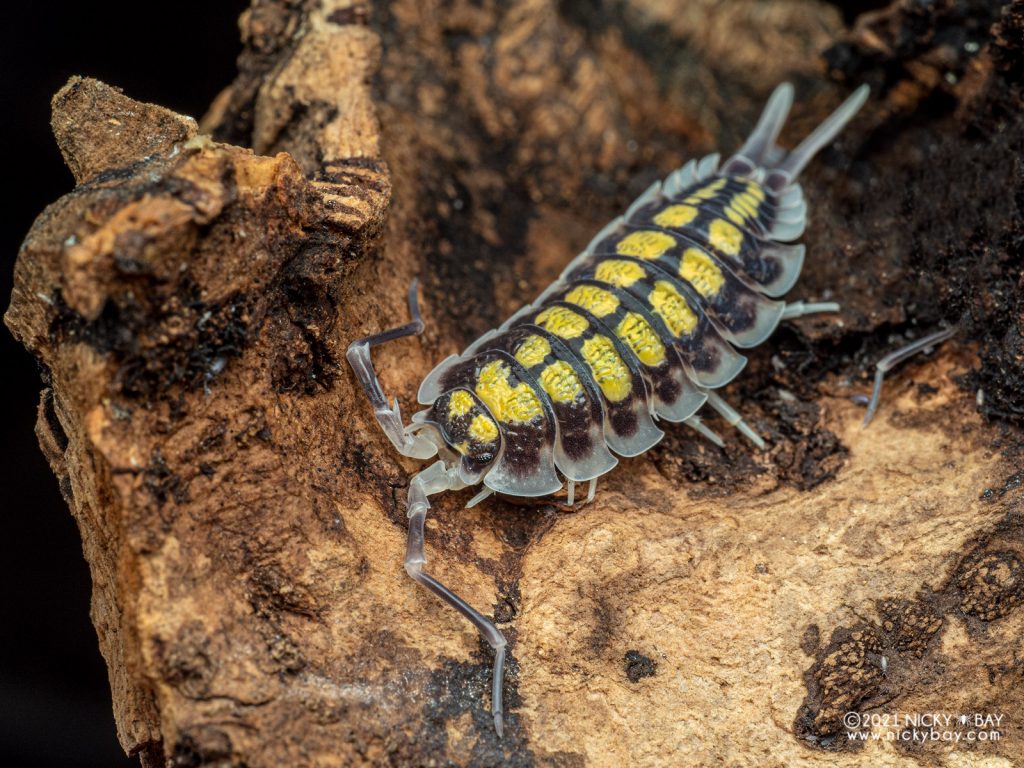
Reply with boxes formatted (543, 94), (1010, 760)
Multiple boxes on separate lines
(653, 204), (699, 228)
(732, 192), (760, 218)
(536, 306), (589, 339)
(725, 205), (747, 225)
(453, 441), (469, 455)
(580, 335), (632, 402)
(616, 313), (666, 367)
(474, 360), (544, 423)
(448, 390), (475, 418)
(565, 285), (620, 317)
(469, 413), (499, 443)
(679, 248), (725, 298)
(538, 361), (583, 404)
(745, 182), (766, 202)
(594, 259), (646, 288)
(514, 335), (551, 368)
(649, 280), (698, 337)
(616, 230), (675, 259)
(685, 178), (727, 201)
(708, 219), (743, 257)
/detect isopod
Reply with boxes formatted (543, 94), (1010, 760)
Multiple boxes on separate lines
(347, 82), (870, 735)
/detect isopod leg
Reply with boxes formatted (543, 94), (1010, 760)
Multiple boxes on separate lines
(704, 391), (766, 449)
(781, 300), (841, 320)
(346, 279), (437, 459)
(862, 327), (956, 427)
(405, 461), (509, 737)
(465, 485), (494, 508)
(684, 414), (725, 447)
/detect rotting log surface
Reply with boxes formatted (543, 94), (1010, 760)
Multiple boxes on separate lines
(6, 1), (1024, 766)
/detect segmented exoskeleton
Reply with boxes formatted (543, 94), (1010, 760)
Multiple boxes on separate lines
(347, 83), (870, 735)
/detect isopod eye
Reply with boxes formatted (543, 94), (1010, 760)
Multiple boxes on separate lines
(425, 388), (501, 482)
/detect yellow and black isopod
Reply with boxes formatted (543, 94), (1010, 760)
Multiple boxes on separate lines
(347, 82), (870, 735)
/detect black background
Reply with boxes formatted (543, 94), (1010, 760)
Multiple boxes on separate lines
(1, 3), (248, 765)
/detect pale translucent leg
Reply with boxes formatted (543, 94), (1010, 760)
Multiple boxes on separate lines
(781, 301), (841, 320)
(465, 485), (494, 508)
(684, 414), (725, 447)
(586, 478), (598, 503)
(566, 480), (576, 506)
(346, 280), (437, 460)
(704, 391), (766, 449)
(405, 461), (508, 736)
(862, 328), (956, 427)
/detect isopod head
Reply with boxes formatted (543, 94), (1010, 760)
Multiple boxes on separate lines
(413, 388), (501, 484)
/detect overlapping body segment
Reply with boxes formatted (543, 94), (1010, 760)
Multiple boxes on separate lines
(635, 174), (806, 241)
(473, 324), (618, 483)
(555, 279), (707, 422)
(560, 256), (748, 388)
(623, 174), (808, 294)
(517, 300), (665, 457)
(578, 222), (787, 348)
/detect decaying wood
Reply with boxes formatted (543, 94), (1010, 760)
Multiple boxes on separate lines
(6, 1), (1024, 765)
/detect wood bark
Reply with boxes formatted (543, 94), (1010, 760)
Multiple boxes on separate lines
(6, 1), (1024, 765)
